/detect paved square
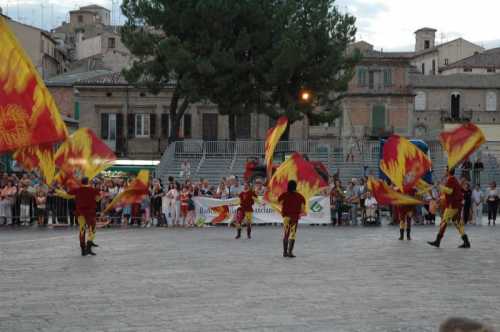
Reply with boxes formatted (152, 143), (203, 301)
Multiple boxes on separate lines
(0, 224), (498, 331)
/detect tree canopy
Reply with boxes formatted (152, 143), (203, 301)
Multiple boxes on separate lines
(121, 0), (359, 141)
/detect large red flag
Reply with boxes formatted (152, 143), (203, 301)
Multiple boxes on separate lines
(54, 128), (116, 181)
(264, 152), (327, 213)
(440, 123), (485, 170)
(380, 135), (432, 192)
(13, 144), (56, 184)
(210, 206), (230, 224)
(0, 17), (68, 153)
(103, 170), (149, 214)
(264, 116), (288, 179)
(367, 177), (423, 206)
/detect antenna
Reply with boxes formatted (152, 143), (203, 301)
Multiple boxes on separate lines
(40, 3), (45, 29)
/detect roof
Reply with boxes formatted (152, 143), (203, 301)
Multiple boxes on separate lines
(411, 73), (500, 89)
(363, 50), (414, 60)
(414, 38), (483, 57)
(45, 70), (114, 86)
(76, 72), (129, 85)
(80, 4), (110, 12)
(443, 48), (500, 69)
(415, 27), (437, 33)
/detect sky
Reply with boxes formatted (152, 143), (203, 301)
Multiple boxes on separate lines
(1, 0), (499, 51)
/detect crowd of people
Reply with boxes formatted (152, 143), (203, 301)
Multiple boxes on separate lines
(0, 156), (498, 228)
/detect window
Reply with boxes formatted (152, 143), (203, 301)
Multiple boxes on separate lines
(463, 68), (472, 72)
(183, 114), (192, 138)
(424, 40), (430, 49)
(487, 68), (496, 73)
(368, 71), (374, 89)
(444, 58), (449, 65)
(432, 60), (436, 75)
(415, 92), (426, 111)
(383, 69), (392, 86)
(135, 114), (150, 137)
(108, 37), (116, 49)
(236, 114), (251, 139)
(486, 92), (497, 111)
(421, 63), (425, 75)
(357, 68), (367, 87)
(100, 113), (117, 140)
(78, 15), (83, 23)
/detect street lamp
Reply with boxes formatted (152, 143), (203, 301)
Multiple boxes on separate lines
(300, 91), (311, 102)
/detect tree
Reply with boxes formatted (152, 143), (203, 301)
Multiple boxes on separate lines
(205, 0), (360, 136)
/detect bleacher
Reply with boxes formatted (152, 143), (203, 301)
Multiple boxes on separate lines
(157, 140), (500, 187)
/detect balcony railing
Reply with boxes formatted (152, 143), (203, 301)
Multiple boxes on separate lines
(440, 110), (472, 123)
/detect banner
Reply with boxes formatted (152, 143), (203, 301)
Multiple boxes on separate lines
(194, 196), (330, 225)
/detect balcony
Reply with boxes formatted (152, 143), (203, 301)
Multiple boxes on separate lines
(440, 110), (472, 124)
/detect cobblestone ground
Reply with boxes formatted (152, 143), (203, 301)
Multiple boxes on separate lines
(0, 223), (499, 332)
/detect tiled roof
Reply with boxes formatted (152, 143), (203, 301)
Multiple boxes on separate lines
(76, 72), (129, 85)
(444, 48), (500, 69)
(411, 73), (500, 88)
(363, 50), (415, 59)
(45, 70), (114, 86)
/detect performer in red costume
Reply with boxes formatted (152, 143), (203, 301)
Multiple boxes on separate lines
(428, 168), (471, 248)
(236, 183), (257, 239)
(68, 177), (102, 256)
(278, 180), (306, 258)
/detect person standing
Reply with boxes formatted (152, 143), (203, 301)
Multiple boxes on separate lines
(461, 159), (472, 182)
(428, 168), (471, 248)
(330, 179), (344, 226)
(236, 183), (257, 239)
(473, 158), (484, 187)
(486, 182), (499, 226)
(67, 177), (102, 256)
(35, 188), (47, 226)
(1, 180), (17, 225)
(278, 180), (306, 258)
(471, 184), (483, 226)
(462, 182), (472, 225)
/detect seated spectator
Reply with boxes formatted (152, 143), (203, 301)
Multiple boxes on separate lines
(364, 191), (377, 218)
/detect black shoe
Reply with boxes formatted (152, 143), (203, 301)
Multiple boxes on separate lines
(87, 241), (99, 248)
(399, 229), (404, 241)
(235, 229), (241, 239)
(458, 234), (471, 248)
(81, 247), (88, 256)
(283, 239), (288, 257)
(406, 229), (411, 241)
(247, 226), (251, 239)
(86, 244), (96, 256)
(288, 240), (296, 258)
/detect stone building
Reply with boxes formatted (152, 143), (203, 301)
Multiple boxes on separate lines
(412, 74), (500, 141)
(46, 71), (308, 159)
(441, 48), (500, 75)
(3, 15), (66, 78)
(412, 28), (484, 76)
(341, 42), (415, 139)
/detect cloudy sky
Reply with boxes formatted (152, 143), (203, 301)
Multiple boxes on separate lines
(1, 0), (499, 51)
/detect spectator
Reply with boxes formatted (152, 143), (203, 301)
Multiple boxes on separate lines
(473, 157), (484, 186)
(461, 158), (472, 182)
(462, 182), (472, 225)
(18, 184), (33, 226)
(471, 184), (483, 226)
(186, 193), (196, 227)
(150, 180), (164, 225)
(216, 180), (229, 199)
(345, 181), (359, 225)
(166, 182), (180, 226)
(486, 182), (499, 226)
(364, 191), (377, 219)
(254, 178), (266, 196)
(179, 186), (190, 227)
(330, 179), (344, 226)
(1, 179), (17, 225)
(35, 188), (47, 226)
(180, 160), (191, 180)
(227, 176), (241, 198)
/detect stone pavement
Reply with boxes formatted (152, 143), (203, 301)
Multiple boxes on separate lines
(0, 224), (499, 332)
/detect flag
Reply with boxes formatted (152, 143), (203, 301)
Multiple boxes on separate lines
(210, 206), (230, 224)
(13, 144), (56, 184)
(440, 123), (486, 170)
(0, 17), (67, 153)
(103, 170), (149, 214)
(54, 170), (80, 191)
(264, 116), (288, 179)
(367, 177), (423, 206)
(54, 128), (116, 181)
(380, 135), (432, 192)
(264, 152), (328, 213)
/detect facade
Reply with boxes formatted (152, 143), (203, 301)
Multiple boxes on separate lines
(51, 72), (309, 159)
(412, 28), (484, 76)
(411, 74), (500, 140)
(69, 5), (111, 27)
(4, 15), (65, 78)
(441, 48), (500, 75)
(341, 42), (415, 139)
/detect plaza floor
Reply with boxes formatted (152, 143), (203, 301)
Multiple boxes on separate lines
(0, 224), (498, 332)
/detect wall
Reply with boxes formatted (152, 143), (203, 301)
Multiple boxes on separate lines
(441, 68), (500, 75)
(48, 87), (75, 118)
(69, 11), (97, 27)
(76, 35), (102, 60)
(437, 39), (483, 68)
(7, 20), (41, 72)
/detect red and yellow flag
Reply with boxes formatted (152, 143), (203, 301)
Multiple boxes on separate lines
(380, 135), (432, 192)
(103, 170), (150, 214)
(210, 206), (230, 224)
(13, 144), (56, 184)
(0, 17), (67, 153)
(367, 177), (423, 206)
(440, 123), (485, 169)
(54, 128), (116, 181)
(54, 169), (81, 190)
(264, 152), (327, 212)
(264, 116), (288, 179)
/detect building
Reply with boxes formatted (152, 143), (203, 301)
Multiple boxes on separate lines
(46, 71), (308, 159)
(412, 28), (484, 76)
(441, 48), (500, 75)
(341, 42), (415, 139)
(69, 4), (111, 27)
(3, 15), (66, 78)
(411, 74), (500, 140)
